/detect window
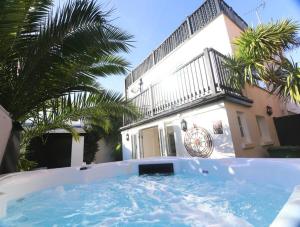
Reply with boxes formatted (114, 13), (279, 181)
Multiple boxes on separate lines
(166, 126), (177, 157)
(236, 112), (251, 143)
(237, 114), (245, 138)
(256, 116), (271, 142)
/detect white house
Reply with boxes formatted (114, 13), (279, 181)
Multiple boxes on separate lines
(121, 0), (299, 160)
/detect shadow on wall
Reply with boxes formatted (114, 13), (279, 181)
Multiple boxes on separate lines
(94, 139), (115, 164)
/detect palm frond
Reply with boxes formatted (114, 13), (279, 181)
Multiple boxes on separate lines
(22, 89), (139, 147)
(270, 58), (300, 103)
(223, 55), (259, 90)
(224, 19), (300, 104)
(0, 0), (134, 121)
(235, 20), (300, 61)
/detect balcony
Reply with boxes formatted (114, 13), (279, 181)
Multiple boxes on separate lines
(124, 0), (248, 90)
(124, 48), (249, 126)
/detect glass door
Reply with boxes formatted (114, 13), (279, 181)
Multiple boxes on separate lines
(166, 126), (177, 156)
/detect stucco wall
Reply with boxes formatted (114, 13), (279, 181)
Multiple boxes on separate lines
(223, 14), (243, 52)
(225, 86), (287, 157)
(122, 101), (235, 160)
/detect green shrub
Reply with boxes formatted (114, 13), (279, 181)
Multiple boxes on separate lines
(112, 143), (123, 161)
(267, 146), (300, 158)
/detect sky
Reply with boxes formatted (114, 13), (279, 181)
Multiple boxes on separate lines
(55, 0), (300, 93)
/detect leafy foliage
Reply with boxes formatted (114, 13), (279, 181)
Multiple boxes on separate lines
(20, 89), (138, 170)
(0, 0), (133, 122)
(224, 20), (300, 103)
(0, 0), (139, 170)
(18, 153), (38, 171)
(21, 90), (138, 147)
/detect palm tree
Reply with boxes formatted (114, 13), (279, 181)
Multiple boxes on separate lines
(20, 90), (137, 170)
(224, 20), (300, 103)
(0, 0), (133, 122)
(21, 90), (138, 148)
(0, 0), (139, 172)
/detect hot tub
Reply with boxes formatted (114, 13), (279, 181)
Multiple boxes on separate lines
(0, 158), (299, 226)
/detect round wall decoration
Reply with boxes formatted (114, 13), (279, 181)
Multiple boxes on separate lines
(184, 127), (213, 158)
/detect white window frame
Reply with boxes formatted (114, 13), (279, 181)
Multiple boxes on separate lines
(236, 112), (253, 148)
(256, 115), (273, 145)
(131, 131), (142, 160)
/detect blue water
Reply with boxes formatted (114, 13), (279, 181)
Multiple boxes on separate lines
(0, 174), (290, 227)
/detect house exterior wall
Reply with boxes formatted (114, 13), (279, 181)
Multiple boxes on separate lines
(127, 14), (238, 99)
(286, 102), (300, 114)
(122, 12), (246, 160)
(223, 14), (243, 52)
(121, 101), (235, 160)
(121, 1), (299, 159)
(225, 85), (288, 157)
(71, 136), (85, 167)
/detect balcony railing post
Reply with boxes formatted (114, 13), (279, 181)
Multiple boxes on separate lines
(186, 17), (193, 36)
(214, 0), (221, 14)
(149, 85), (154, 116)
(152, 51), (156, 65)
(203, 48), (217, 94)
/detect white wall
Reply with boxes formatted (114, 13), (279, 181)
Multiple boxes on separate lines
(0, 106), (12, 165)
(286, 102), (300, 114)
(122, 101), (235, 160)
(121, 132), (133, 160)
(71, 136), (84, 167)
(127, 14), (235, 99)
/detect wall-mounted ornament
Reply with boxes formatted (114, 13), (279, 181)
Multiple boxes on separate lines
(139, 78), (143, 93)
(184, 127), (213, 158)
(181, 119), (187, 132)
(126, 133), (129, 141)
(266, 106), (273, 116)
(213, 120), (223, 134)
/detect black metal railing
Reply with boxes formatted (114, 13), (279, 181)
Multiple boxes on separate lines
(189, 0), (219, 34)
(154, 21), (190, 63)
(124, 48), (243, 125)
(125, 0), (248, 90)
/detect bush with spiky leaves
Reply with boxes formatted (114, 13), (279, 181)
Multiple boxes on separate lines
(224, 20), (300, 103)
